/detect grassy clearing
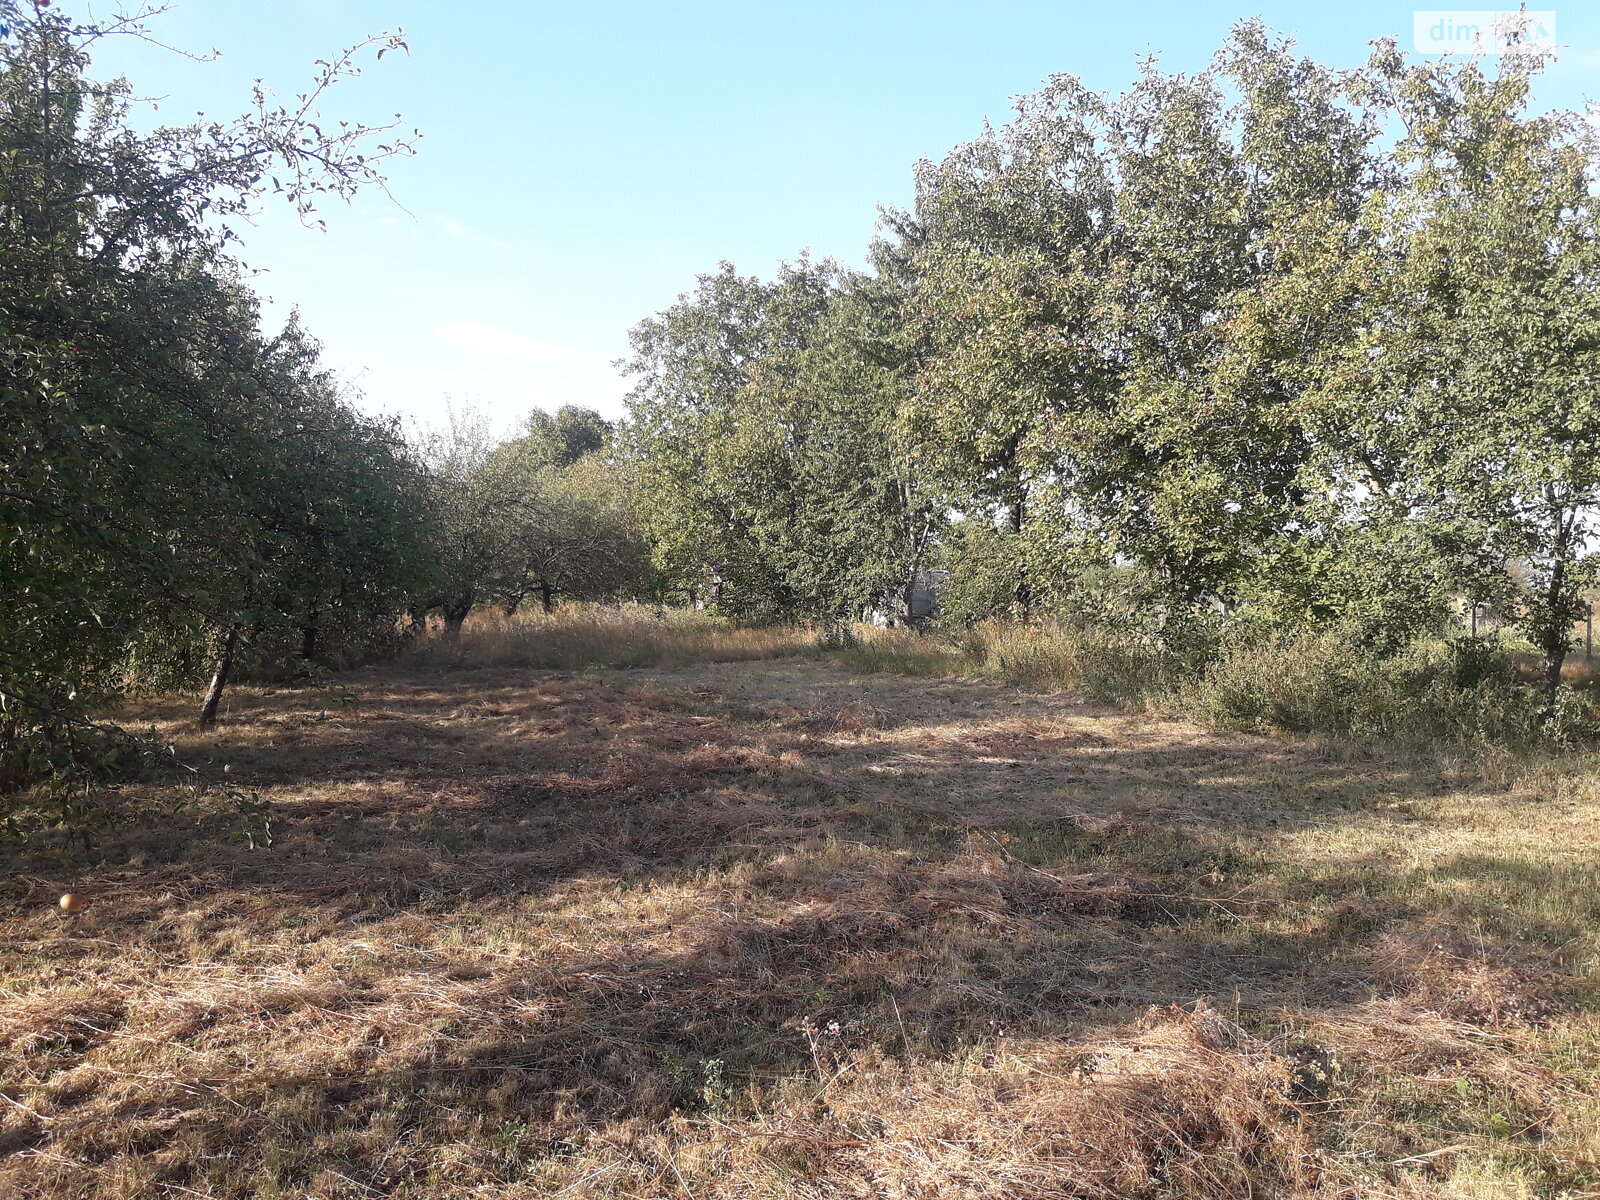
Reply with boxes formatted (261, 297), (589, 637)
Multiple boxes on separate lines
(2, 618), (1600, 1197)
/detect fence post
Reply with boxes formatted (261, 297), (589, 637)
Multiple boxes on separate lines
(1471, 604), (1477, 638)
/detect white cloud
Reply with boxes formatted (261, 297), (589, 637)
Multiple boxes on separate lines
(441, 218), (510, 251)
(436, 321), (570, 364)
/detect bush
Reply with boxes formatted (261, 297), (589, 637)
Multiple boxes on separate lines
(1184, 630), (1586, 749)
(0, 709), (167, 854)
(835, 616), (1600, 752)
(815, 620), (861, 652)
(1444, 635), (1505, 689)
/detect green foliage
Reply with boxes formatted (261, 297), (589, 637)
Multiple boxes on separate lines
(0, 712), (151, 852)
(417, 402), (649, 626)
(1443, 636), (1506, 690)
(0, 4), (430, 829)
(814, 621), (861, 652)
(1184, 631), (1592, 749)
(931, 520), (1031, 626)
(1295, 38), (1600, 693)
(617, 18), (1600, 735)
(621, 258), (940, 621)
(7, 1), (1599, 842)
(838, 619), (1595, 752)
(521, 404), (611, 469)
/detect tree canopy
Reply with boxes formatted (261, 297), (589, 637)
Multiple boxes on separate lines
(618, 19), (1600, 692)
(0, 2), (440, 754)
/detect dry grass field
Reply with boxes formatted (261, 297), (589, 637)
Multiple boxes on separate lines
(4, 635), (1600, 1197)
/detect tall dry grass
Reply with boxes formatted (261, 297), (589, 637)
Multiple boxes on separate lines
(406, 604), (819, 672)
(834, 620), (1179, 704)
(835, 620), (1600, 751)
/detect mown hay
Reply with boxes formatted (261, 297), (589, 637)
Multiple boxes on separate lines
(722, 1004), (1311, 1199)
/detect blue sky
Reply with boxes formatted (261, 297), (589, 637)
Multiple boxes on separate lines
(84, 1), (1600, 436)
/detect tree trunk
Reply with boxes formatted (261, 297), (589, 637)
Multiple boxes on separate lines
(1010, 494), (1031, 619)
(198, 623), (240, 729)
(501, 593), (524, 618)
(1539, 508), (1575, 699)
(1544, 641), (1566, 697)
(1541, 560), (1569, 699)
(443, 598), (472, 637)
(537, 581), (555, 614)
(300, 607), (319, 665)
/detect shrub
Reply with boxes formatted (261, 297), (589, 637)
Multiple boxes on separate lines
(815, 620), (861, 652)
(1184, 630), (1588, 749)
(835, 616), (1600, 752)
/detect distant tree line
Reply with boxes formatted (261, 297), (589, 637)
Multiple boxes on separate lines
(619, 19), (1600, 695)
(419, 401), (648, 634)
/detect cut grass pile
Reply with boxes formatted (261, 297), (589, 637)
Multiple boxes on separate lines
(2, 641), (1599, 1197)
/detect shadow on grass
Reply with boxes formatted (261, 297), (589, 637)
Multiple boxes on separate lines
(0, 663), (1583, 1197)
